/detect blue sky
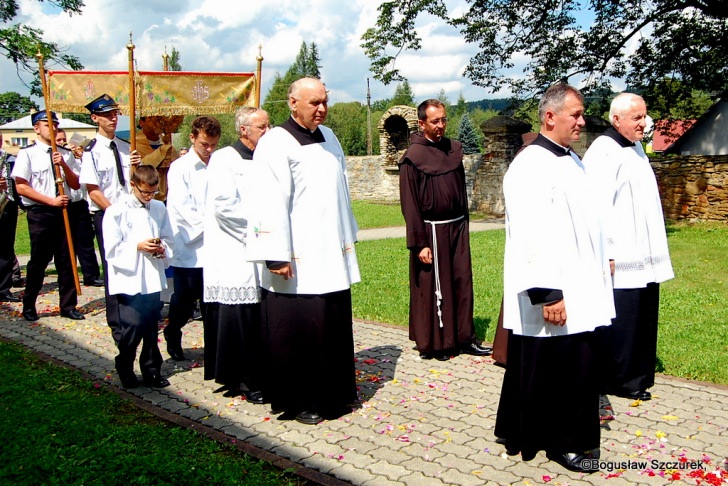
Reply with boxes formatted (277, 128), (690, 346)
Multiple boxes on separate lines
(2, 0), (623, 109)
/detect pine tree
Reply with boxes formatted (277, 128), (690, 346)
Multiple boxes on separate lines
(391, 80), (415, 106)
(457, 113), (481, 154)
(262, 42), (323, 126)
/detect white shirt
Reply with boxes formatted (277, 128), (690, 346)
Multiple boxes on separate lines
(248, 123), (361, 295)
(583, 131), (674, 289)
(11, 141), (75, 206)
(102, 194), (174, 296)
(166, 150), (208, 268)
(503, 136), (615, 337)
(202, 146), (261, 304)
(79, 134), (132, 211)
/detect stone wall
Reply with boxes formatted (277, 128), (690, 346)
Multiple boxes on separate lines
(651, 155), (728, 221)
(345, 114), (728, 222)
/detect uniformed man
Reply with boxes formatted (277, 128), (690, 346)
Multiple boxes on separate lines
(79, 94), (141, 343)
(0, 133), (21, 302)
(11, 110), (85, 321)
(55, 128), (103, 287)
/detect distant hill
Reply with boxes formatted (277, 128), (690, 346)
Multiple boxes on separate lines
(466, 98), (515, 114)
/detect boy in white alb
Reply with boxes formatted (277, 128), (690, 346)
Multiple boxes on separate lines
(103, 166), (174, 389)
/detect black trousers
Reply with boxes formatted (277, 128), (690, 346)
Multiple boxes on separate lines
(93, 210), (121, 344)
(166, 266), (205, 338)
(115, 292), (164, 378)
(23, 205), (77, 312)
(68, 200), (100, 282)
(0, 199), (18, 294)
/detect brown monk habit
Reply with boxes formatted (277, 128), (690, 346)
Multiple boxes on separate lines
(399, 133), (475, 355)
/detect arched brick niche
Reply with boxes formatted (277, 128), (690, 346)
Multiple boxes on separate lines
(378, 105), (418, 168)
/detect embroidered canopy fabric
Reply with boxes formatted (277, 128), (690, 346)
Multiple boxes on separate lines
(47, 71), (257, 115)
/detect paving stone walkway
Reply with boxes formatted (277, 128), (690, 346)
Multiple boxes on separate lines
(2, 227), (727, 485)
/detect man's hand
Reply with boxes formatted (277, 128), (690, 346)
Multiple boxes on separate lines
(50, 195), (69, 207)
(130, 150), (142, 167)
(270, 263), (294, 280)
(418, 247), (433, 264)
(543, 299), (567, 326)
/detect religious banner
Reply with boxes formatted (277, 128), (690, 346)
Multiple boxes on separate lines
(47, 71), (257, 115)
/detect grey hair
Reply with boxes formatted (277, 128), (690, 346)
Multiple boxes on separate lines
(538, 83), (584, 123)
(609, 92), (643, 120)
(234, 107), (260, 133)
(287, 77), (327, 111)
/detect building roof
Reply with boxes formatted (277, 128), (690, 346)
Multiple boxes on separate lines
(0, 114), (95, 130)
(650, 119), (694, 152)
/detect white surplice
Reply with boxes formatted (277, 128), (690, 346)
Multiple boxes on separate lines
(166, 150), (208, 268)
(582, 132), (674, 289)
(247, 124), (360, 295)
(102, 195), (174, 296)
(202, 146), (261, 304)
(503, 139), (615, 337)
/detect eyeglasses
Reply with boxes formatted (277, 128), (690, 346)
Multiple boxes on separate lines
(427, 117), (448, 126)
(137, 189), (159, 197)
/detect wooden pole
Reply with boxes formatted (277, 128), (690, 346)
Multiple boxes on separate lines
(256, 45), (263, 108)
(36, 49), (82, 296)
(127, 32), (137, 166)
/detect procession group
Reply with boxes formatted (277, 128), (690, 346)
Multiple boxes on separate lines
(0, 78), (673, 473)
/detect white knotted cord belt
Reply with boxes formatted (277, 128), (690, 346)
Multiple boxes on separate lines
(423, 215), (465, 328)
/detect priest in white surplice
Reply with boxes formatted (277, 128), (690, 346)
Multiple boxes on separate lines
(495, 84), (615, 474)
(202, 107), (269, 405)
(248, 78), (360, 426)
(583, 93), (673, 402)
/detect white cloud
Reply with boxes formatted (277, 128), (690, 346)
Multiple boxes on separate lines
(4, 0), (505, 108)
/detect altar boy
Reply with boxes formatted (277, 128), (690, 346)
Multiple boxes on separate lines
(103, 165), (174, 388)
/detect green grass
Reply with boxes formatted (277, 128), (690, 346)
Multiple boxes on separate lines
(14, 211), (30, 255)
(352, 200), (405, 229)
(0, 340), (308, 485)
(352, 222), (728, 385)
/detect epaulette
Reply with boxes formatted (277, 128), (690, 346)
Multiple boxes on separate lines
(84, 139), (97, 152)
(19, 142), (37, 151)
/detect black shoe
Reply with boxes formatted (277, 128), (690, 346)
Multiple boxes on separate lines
(12, 278), (25, 288)
(60, 309), (86, 320)
(419, 351), (433, 360)
(164, 329), (185, 361)
(142, 375), (171, 388)
(84, 278), (104, 287)
(546, 450), (599, 473)
(192, 309), (202, 321)
(22, 308), (39, 321)
(459, 342), (493, 356)
(435, 352), (451, 361)
(295, 411), (323, 425)
(241, 389), (265, 404)
(623, 390), (651, 401)
(118, 371), (140, 389)
(0, 291), (20, 302)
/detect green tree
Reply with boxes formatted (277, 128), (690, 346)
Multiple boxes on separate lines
(326, 102), (368, 156)
(0, 91), (37, 123)
(168, 47), (182, 71)
(457, 112), (480, 154)
(262, 41), (323, 126)
(1, 0), (85, 95)
(390, 80), (414, 106)
(436, 89), (450, 108)
(362, 0), (727, 121)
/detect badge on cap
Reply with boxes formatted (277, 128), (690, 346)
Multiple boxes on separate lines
(31, 110), (59, 125)
(85, 94), (120, 114)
